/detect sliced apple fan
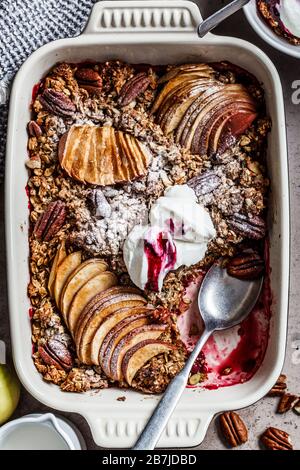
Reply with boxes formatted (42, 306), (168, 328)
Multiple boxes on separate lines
(152, 64), (258, 156)
(48, 246), (173, 385)
(58, 125), (151, 186)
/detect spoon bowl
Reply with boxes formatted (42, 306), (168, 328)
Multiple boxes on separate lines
(199, 261), (263, 331)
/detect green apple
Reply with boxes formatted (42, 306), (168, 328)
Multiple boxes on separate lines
(0, 364), (20, 424)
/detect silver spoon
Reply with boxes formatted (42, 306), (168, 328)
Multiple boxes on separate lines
(133, 262), (263, 450)
(197, 0), (251, 38)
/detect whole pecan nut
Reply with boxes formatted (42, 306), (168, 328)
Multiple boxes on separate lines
(39, 89), (76, 118)
(34, 200), (67, 241)
(227, 251), (264, 280)
(219, 411), (248, 447)
(118, 72), (151, 106)
(277, 393), (299, 414)
(28, 120), (42, 138)
(227, 213), (266, 240)
(260, 427), (293, 450)
(268, 374), (287, 396)
(38, 338), (73, 371)
(75, 68), (102, 95)
(187, 170), (221, 197)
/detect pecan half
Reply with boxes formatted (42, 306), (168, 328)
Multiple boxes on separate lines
(277, 393), (299, 414)
(87, 189), (111, 219)
(227, 251), (264, 280)
(39, 89), (76, 118)
(227, 214), (266, 240)
(268, 374), (287, 396)
(118, 72), (151, 106)
(34, 200), (67, 241)
(27, 120), (42, 138)
(260, 427), (293, 450)
(38, 338), (73, 371)
(219, 411), (248, 447)
(75, 68), (102, 95)
(187, 170), (221, 197)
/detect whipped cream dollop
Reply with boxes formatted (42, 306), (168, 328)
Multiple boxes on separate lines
(277, 0), (300, 39)
(123, 185), (216, 291)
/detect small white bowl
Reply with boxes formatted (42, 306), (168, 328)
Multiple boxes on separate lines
(0, 413), (83, 450)
(244, 0), (300, 59)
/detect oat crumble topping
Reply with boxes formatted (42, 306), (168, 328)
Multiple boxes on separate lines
(27, 60), (270, 393)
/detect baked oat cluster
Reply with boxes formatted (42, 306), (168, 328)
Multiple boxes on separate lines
(27, 60), (270, 394)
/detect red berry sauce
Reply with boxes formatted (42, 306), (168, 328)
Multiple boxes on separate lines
(144, 228), (177, 292)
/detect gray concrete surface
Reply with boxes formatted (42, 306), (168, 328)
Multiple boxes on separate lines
(0, 0), (299, 450)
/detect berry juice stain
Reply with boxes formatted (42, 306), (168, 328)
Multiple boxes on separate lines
(177, 242), (272, 389)
(144, 230), (176, 292)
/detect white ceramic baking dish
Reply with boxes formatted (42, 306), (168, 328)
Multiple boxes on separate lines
(5, 0), (289, 448)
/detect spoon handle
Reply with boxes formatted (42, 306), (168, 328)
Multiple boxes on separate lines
(132, 328), (212, 450)
(197, 0), (250, 38)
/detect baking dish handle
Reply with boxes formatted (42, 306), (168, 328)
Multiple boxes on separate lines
(83, 409), (213, 448)
(83, 0), (208, 36)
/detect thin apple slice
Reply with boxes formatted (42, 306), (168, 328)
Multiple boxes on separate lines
(78, 295), (147, 364)
(53, 251), (82, 307)
(84, 126), (98, 184)
(177, 84), (251, 143)
(71, 125), (93, 182)
(217, 111), (258, 155)
(208, 109), (257, 155)
(135, 140), (152, 169)
(176, 85), (222, 148)
(159, 86), (208, 135)
(109, 125), (126, 183)
(156, 78), (207, 121)
(117, 131), (138, 179)
(118, 133), (151, 181)
(74, 286), (143, 345)
(156, 78), (217, 118)
(74, 287), (143, 345)
(121, 340), (175, 385)
(109, 325), (168, 381)
(125, 134), (145, 176)
(60, 259), (108, 320)
(67, 271), (117, 334)
(222, 110), (258, 137)
(86, 306), (152, 366)
(93, 126), (113, 186)
(152, 68), (214, 112)
(99, 314), (151, 376)
(48, 240), (66, 298)
(197, 100), (256, 155)
(58, 132), (68, 165)
(182, 88), (250, 151)
(58, 126), (85, 176)
(152, 74), (209, 113)
(191, 94), (255, 155)
(158, 64), (214, 84)
(115, 130), (131, 181)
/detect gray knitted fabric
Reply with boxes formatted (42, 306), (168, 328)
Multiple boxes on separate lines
(0, 0), (98, 179)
